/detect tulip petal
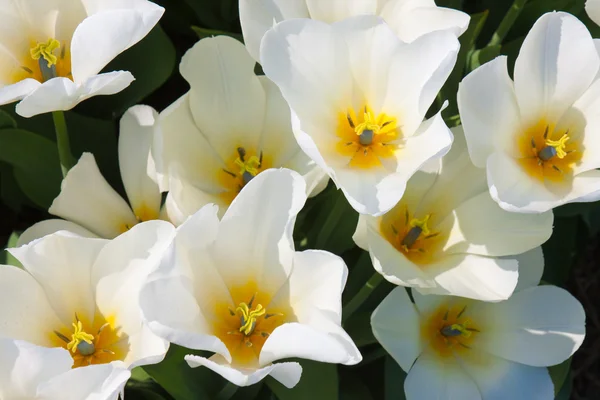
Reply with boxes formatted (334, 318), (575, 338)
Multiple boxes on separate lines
(118, 105), (162, 221)
(185, 354), (302, 388)
(214, 169), (306, 295)
(371, 287), (421, 372)
(475, 285), (585, 367)
(71, 3), (164, 82)
(38, 361), (131, 400)
(8, 232), (106, 325)
(0, 266), (64, 346)
(49, 153), (138, 238)
(180, 36), (265, 161)
(458, 350), (554, 400)
(404, 351), (481, 400)
(18, 219), (97, 246)
(514, 12), (599, 123)
(0, 339), (73, 399)
(512, 247), (544, 293)
(458, 56), (521, 168)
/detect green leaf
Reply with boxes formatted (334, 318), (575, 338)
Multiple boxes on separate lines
(0, 109), (16, 129)
(549, 358), (572, 395)
(310, 189), (358, 254)
(0, 129), (62, 209)
(554, 371), (573, 400)
(75, 25), (176, 120)
(384, 356), (407, 400)
(267, 360), (337, 400)
(344, 312), (377, 347)
(468, 44), (501, 71)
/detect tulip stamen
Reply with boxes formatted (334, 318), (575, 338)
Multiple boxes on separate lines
(30, 38), (61, 82)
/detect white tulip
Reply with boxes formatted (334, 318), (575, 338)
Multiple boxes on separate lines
(458, 11), (600, 213)
(0, 0), (164, 117)
(372, 283), (585, 399)
(260, 16), (459, 215)
(0, 338), (130, 400)
(0, 221), (174, 382)
(353, 128), (554, 301)
(19, 105), (165, 243)
(240, 0), (469, 63)
(158, 35), (327, 224)
(140, 169), (361, 388)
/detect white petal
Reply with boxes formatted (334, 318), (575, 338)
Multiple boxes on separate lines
(442, 192), (553, 256)
(306, 0), (377, 23)
(514, 11), (599, 123)
(477, 285), (585, 367)
(119, 105), (162, 221)
(380, 1), (470, 43)
(352, 214), (369, 251)
(404, 351), (481, 400)
(15, 78), (79, 118)
(140, 205), (232, 360)
(569, 78), (600, 173)
(335, 109), (453, 216)
(49, 153), (138, 238)
(76, 70), (135, 100)
(486, 151), (556, 213)
(0, 339), (72, 399)
(422, 254), (519, 301)
(371, 287), (421, 372)
(71, 3), (164, 82)
(383, 31), (460, 136)
(185, 354), (302, 388)
(458, 349), (554, 400)
(259, 321), (361, 366)
(0, 79), (41, 106)
(9, 232), (107, 325)
(260, 18), (352, 125)
(164, 171), (223, 226)
(180, 36), (265, 160)
(0, 269), (64, 345)
(457, 56), (521, 168)
(18, 219), (97, 246)
(93, 220), (175, 368)
(513, 247), (544, 293)
(487, 151), (600, 212)
(261, 250), (362, 366)
(239, 0), (309, 62)
(587, 0), (600, 27)
(38, 361), (131, 400)
(214, 169), (306, 295)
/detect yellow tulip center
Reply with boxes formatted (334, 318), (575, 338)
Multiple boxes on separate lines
(212, 286), (288, 367)
(218, 147), (273, 205)
(517, 120), (582, 183)
(380, 206), (445, 265)
(422, 304), (480, 359)
(336, 105), (400, 169)
(11, 38), (72, 84)
(52, 313), (126, 368)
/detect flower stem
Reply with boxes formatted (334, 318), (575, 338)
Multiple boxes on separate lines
(342, 272), (384, 323)
(52, 111), (75, 178)
(488, 0), (529, 46)
(315, 192), (347, 249)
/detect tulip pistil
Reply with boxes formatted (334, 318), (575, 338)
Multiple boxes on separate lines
(401, 215), (432, 249)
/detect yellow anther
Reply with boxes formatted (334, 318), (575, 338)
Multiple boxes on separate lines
(409, 215), (431, 236)
(545, 134), (569, 159)
(235, 155), (261, 177)
(67, 321), (94, 354)
(30, 38), (61, 68)
(355, 109), (382, 136)
(236, 302), (266, 336)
